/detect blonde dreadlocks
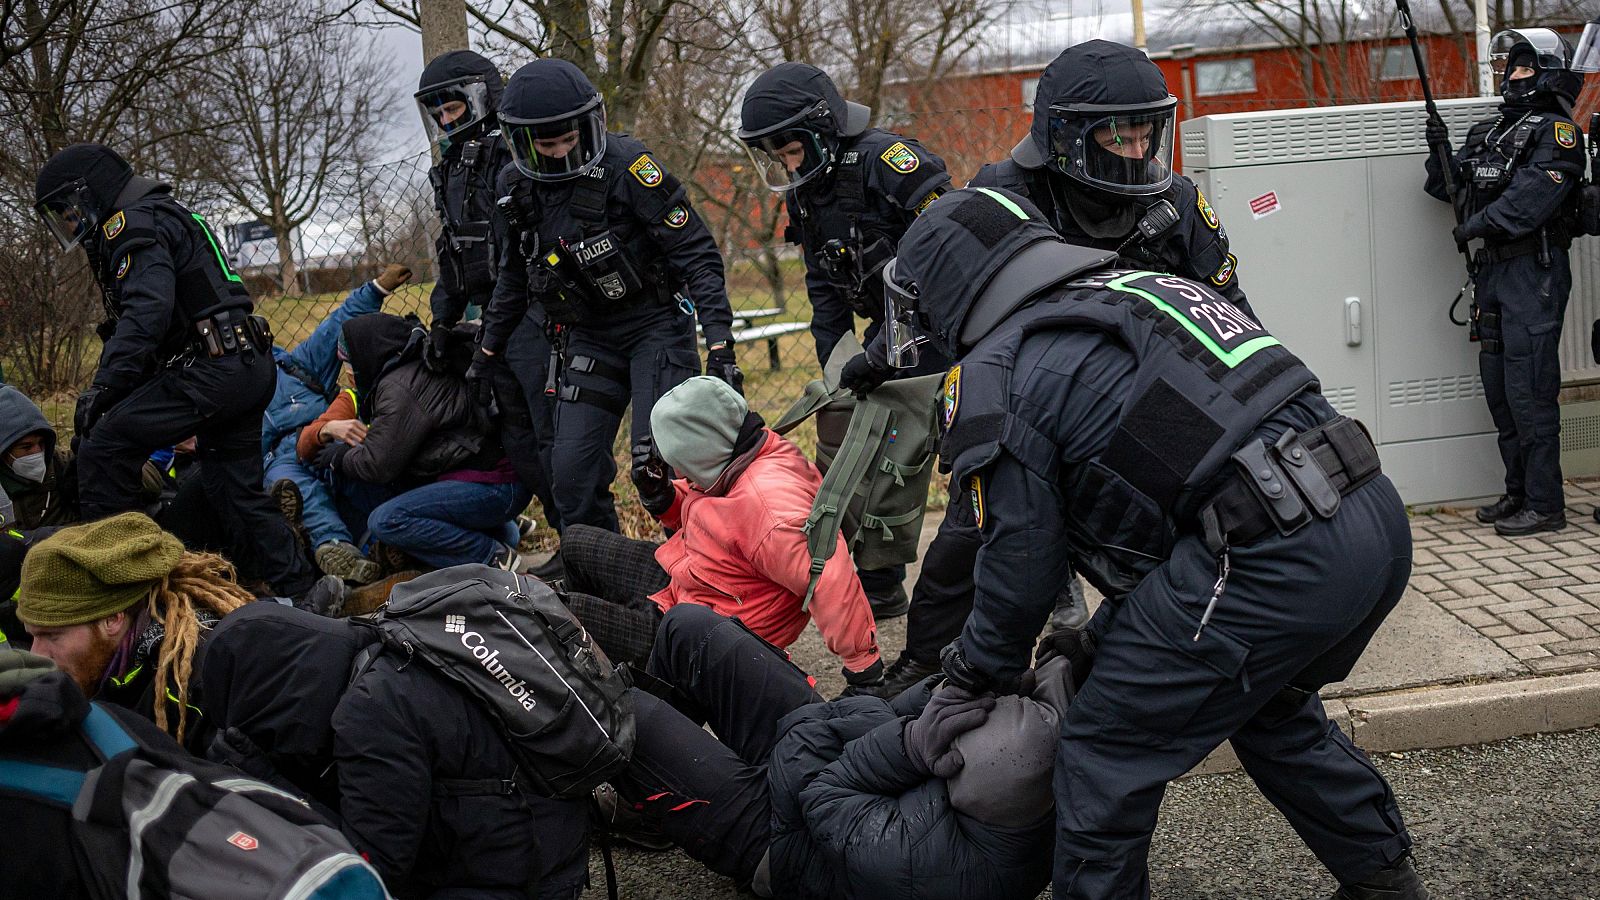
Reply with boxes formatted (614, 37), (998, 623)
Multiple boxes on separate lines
(145, 550), (252, 743)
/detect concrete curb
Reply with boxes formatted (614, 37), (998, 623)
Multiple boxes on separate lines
(1187, 670), (1600, 776)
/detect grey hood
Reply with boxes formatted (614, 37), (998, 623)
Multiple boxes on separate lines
(0, 385), (54, 460)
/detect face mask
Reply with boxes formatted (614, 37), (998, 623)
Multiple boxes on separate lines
(9, 451), (47, 483)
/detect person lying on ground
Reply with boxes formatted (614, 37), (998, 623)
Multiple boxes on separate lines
(556, 375), (882, 690)
(608, 604), (1060, 900)
(198, 599), (592, 900)
(302, 313), (527, 572)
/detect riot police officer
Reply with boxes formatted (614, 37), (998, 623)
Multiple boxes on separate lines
(889, 187), (1426, 900)
(737, 63), (953, 619)
(416, 50), (563, 537)
(33, 144), (314, 599)
(1424, 28), (1586, 536)
(480, 59), (738, 532)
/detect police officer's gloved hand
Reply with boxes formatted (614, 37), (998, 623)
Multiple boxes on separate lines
(375, 263), (412, 294)
(707, 345), (744, 396)
(73, 382), (125, 441)
(940, 640), (1010, 695)
(424, 323), (456, 373)
(312, 441), (350, 475)
(902, 684), (997, 778)
(630, 437), (676, 516)
(837, 659), (886, 698)
(839, 352), (891, 398)
(1423, 117), (1450, 149)
(1035, 625), (1098, 694)
(464, 347), (497, 409)
(1451, 224), (1473, 250)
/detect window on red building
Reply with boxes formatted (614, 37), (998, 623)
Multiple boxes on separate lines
(1196, 58), (1256, 95)
(1372, 44), (1423, 80)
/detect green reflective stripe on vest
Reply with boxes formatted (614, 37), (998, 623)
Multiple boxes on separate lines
(189, 212), (243, 283)
(1105, 271), (1280, 368)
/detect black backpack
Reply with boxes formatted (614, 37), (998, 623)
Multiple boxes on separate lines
(357, 564), (635, 799)
(0, 703), (388, 900)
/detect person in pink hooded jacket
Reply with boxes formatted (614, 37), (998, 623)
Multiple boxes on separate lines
(556, 376), (884, 693)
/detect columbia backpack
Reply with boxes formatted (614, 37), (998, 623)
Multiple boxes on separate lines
(360, 564), (635, 799)
(0, 703), (388, 900)
(773, 333), (941, 606)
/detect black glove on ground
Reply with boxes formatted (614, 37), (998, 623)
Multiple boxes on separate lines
(630, 436), (675, 515)
(839, 351), (890, 398)
(903, 684), (997, 778)
(708, 346), (744, 395)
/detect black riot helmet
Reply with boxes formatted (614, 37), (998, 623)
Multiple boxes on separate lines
(1490, 28), (1583, 109)
(737, 62), (871, 192)
(884, 187), (1116, 364)
(416, 50), (504, 149)
(33, 143), (137, 252)
(1013, 41), (1177, 198)
(500, 59), (608, 182)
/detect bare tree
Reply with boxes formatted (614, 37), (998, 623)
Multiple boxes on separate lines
(190, 2), (392, 293)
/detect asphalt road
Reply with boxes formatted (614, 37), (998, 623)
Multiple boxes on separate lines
(584, 727), (1600, 899)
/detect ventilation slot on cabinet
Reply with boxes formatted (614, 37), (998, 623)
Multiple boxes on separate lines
(1387, 373), (1484, 407)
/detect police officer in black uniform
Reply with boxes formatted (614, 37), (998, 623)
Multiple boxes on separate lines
(480, 59), (738, 532)
(736, 62), (953, 619)
(887, 187), (1426, 900)
(416, 50), (563, 537)
(34, 144), (314, 599)
(1424, 28), (1586, 536)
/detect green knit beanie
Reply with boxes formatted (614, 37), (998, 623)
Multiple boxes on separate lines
(17, 512), (183, 628)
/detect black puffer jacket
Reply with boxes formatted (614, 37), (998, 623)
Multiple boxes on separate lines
(333, 647), (591, 900)
(765, 696), (1053, 900)
(338, 313), (498, 483)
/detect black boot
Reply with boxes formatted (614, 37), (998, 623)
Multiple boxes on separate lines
(296, 574), (350, 617)
(869, 653), (942, 698)
(1494, 508), (1567, 536)
(1332, 856), (1429, 899)
(1474, 494), (1523, 523)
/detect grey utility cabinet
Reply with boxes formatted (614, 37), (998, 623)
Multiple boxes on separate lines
(1183, 98), (1600, 506)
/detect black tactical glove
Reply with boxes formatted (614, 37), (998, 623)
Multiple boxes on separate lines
(312, 441), (351, 475)
(902, 684), (996, 778)
(837, 659), (886, 698)
(1451, 223), (1473, 249)
(707, 345), (744, 396)
(464, 347), (498, 410)
(73, 383), (124, 441)
(839, 352), (890, 398)
(630, 436), (675, 516)
(1035, 625), (1098, 693)
(424, 323), (455, 373)
(940, 640), (1008, 695)
(1423, 116), (1450, 150)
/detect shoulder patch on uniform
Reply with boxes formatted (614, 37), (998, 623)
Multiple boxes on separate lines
(1210, 253), (1237, 286)
(628, 154), (663, 187)
(1196, 190), (1220, 230)
(880, 141), (920, 174)
(664, 205), (689, 228)
(115, 254), (131, 279)
(941, 365), (961, 429)
(102, 211), (126, 240)
(1553, 122), (1576, 148)
(969, 473), (985, 529)
(1548, 170), (1565, 184)
(914, 188), (943, 216)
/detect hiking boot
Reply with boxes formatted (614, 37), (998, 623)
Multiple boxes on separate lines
(1493, 508), (1567, 537)
(1474, 495), (1523, 523)
(1048, 576), (1089, 631)
(271, 479), (313, 560)
(873, 654), (942, 698)
(344, 571), (422, 618)
(592, 783), (675, 852)
(298, 574), (350, 617)
(315, 540), (382, 585)
(1331, 856), (1430, 899)
(515, 514), (539, 544)
(868, 584), (910, 620)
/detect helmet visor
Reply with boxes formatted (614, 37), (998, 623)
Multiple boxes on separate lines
(504, 100), (607, 182)
(1571, 22), (1600, 73)
(1048, 98), (1177, 196)
(882, 258), (925, 369)
(416, 78), (494, 147)
(1490, 28), (1571, 73)
(740, 129), (832, 192)
(34, 181), (96, 251)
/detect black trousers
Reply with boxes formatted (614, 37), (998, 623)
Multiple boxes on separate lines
(1475, 246), (1571, 515)
(611, 604), (823, 883)
(503, 312), (562, 532)
(558, 524), (668, 668)
(77, 351), (314, 597)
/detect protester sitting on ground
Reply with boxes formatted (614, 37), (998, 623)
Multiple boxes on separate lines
(610, 604), (1058, 899)
(197, 599), (592, 899)
(301, 313), (527, 572)
(265, 265), (411, 586)
(556, 376), (882, 688)
(14, 512), (254, 754)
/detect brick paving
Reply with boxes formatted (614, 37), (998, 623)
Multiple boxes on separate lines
(1410, 477), (1600, 676)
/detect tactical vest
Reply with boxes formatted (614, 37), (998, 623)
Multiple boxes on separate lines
(502, 165), (670, 326)
(789, 132), (904, 318)
(1462, 111), (1544, 213)
(940, 269), (1319, 593)
(431, 132), (505, 301)
(94, 195), (252, 340)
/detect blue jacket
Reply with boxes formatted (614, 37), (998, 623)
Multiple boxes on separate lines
(261, 281), (385, 456)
